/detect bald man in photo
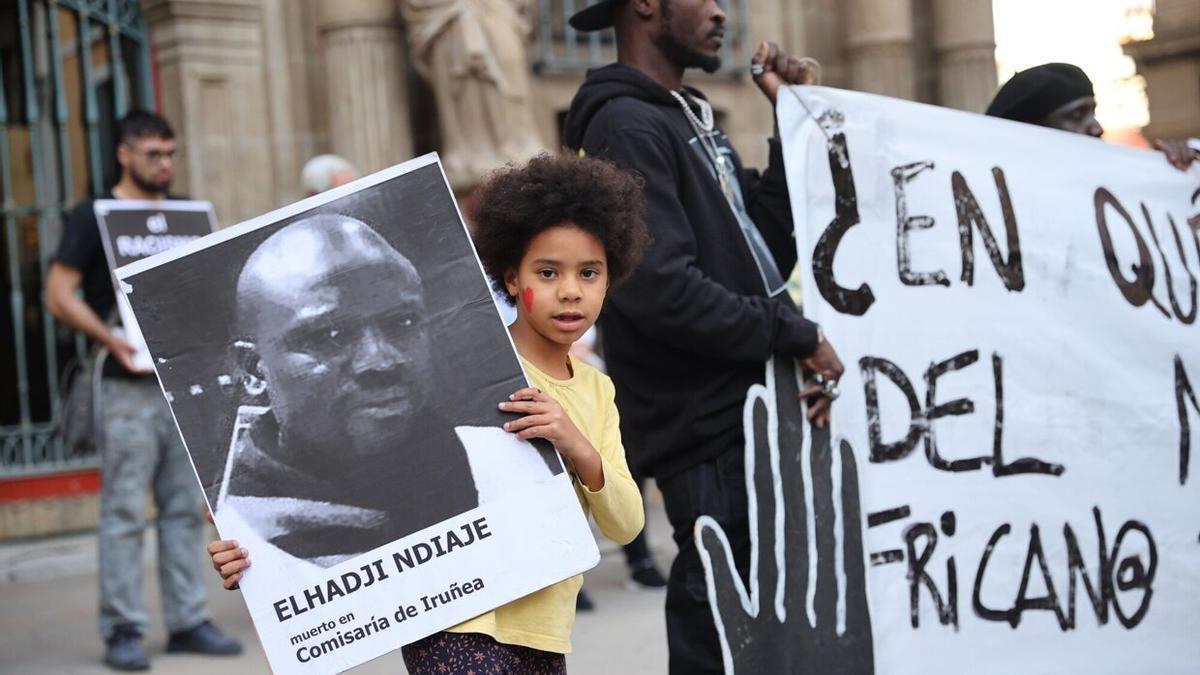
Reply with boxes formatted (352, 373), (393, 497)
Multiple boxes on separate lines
(218, 213), (551, 568)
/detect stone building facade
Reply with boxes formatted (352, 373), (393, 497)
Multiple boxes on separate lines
(1124, 0), (1200, 141)
(144, 0), (998, 226)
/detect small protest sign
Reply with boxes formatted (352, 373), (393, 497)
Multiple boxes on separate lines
(94, 199), (217, 370)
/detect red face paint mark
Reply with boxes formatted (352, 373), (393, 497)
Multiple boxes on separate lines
(522, 287), (534, 313)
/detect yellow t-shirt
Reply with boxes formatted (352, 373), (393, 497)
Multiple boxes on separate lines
(445, 356), (645, 653)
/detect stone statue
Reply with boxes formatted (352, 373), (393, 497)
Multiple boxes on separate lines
(399, 0), (550, 189)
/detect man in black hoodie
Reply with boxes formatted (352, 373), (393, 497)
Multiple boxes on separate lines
(563, 1), (844, 672)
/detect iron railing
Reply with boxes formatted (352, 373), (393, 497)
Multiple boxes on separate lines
(1, 0), (153, 477)
(534, 0), (752, 75)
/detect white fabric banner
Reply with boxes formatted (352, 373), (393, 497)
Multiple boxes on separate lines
(780, 87), (1200, 674)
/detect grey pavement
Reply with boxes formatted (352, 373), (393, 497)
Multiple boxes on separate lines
(0, 500), (673, 675)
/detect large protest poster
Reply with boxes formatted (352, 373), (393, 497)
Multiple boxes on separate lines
(94, 200), (217, 371)
(114, 154), (599, 674)
(750, 87), (1200, 673)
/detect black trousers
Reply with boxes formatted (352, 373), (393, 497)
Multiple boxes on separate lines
(622, 459), (652, 566)
(657, 446), (751, 675)
(621, 490), (652, 565)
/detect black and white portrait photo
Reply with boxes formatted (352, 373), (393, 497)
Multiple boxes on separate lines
(118, 157), (562, 570)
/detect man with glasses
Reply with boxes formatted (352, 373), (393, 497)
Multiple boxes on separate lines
(44, 110), (242, 671)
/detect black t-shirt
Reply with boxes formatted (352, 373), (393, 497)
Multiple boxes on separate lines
(54, 193), (185, 377)
(55, 193), (119, 322)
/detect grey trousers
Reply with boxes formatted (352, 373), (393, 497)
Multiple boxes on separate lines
(98, 377), (209, 640)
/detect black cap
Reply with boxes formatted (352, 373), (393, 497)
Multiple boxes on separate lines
(985, 63), (1095, 124)
(569, 0), (620, 31)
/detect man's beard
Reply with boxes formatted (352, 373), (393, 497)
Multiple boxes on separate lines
(130, 168), (170, 195)
(658, 1), (722, 74)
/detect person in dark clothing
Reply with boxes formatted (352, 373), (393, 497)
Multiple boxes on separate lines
(986, 62), (1197, 170)
(562, 1), (844, 672)
(620, 466), (667, 591)
(44, 110), (242, 671)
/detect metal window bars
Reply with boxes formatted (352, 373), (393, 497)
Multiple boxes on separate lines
(1, 0), (153, 477)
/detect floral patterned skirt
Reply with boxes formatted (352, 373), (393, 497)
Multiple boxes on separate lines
(401, 631), (567, 675)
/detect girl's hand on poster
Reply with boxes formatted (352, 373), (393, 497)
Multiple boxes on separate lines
(500, 388), (605, 491)
(208, 539), (251, 590)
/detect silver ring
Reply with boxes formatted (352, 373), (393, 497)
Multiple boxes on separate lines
(810, 373), (840, 401)
(750, 63), (765, 77)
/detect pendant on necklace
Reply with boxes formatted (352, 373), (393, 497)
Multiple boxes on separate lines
(717, 170), (735, 202)
(711, 153), (733, 201)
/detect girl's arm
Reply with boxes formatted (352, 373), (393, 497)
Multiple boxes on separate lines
(577, 381), (645, 545)
(501, 387), (606, 491)
(500, 384), (645, 544)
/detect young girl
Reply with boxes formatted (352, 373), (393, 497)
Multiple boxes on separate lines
(208, 153), (651, 673)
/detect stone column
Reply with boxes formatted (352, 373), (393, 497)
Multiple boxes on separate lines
(932, 0), (997, 113)
(845, 0), (916, 99)
(142, 0), (277, 225)
(258, 0), (319, 206)
(792, 0), (848, 88)
(1124, 1), (1200, 140)
(314, 0), (411, 174)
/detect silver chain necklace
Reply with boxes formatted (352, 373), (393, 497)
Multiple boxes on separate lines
(669, 90), (736, 202)
(669, 89), (714, 130)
